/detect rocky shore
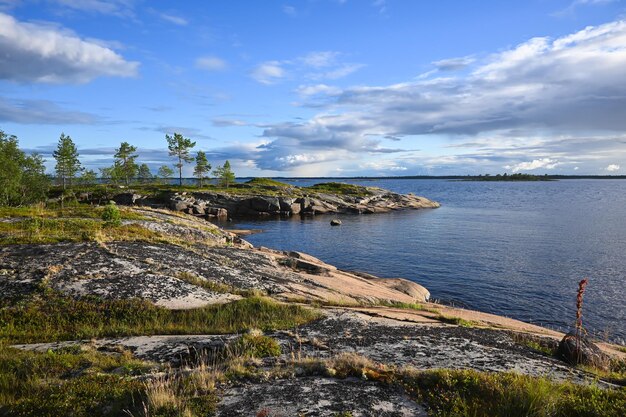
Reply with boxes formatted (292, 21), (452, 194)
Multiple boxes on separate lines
(105, 181), (440, 219)
(1, 197), (625, 416)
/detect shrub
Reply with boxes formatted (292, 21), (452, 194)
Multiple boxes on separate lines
(102, 202), (122, 227)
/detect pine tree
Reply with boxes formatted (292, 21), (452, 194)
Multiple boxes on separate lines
(193, 151), (211, 187)
(113, 142), (138, 185)
(158, 165), (174, 182)
(0, 130), (49, 206)
(166, 133), (196, 186)
(213, 160), (236, 188)
(137, 164), (153, 184)
(52, 133), (81, 189)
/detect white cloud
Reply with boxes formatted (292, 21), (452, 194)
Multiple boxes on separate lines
(251, 51), (363, 85)
(300, 51), (339, 68)
(606, 164), (620, 171)
(158, 12), (187, 26)
(50, 0), (136, 18)
(195, 56), (227, 71)
(308, 63), (365, 80)
(505, 158), (560, 172)
(251, 61), (286, 84)
(295, 84), (341, 97)
(247, 20), (626, 172)
(0, 12), (138, 83)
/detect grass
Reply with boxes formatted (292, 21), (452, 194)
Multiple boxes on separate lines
(401, 368), (626, 417)
(0, 343), (148, 416)
(0, 204), (148, 220)
(245, 177), (293, 188)
(436, 314), (478, 328)
(305, 182), (373, 196)
(0, 216), (216, 247)
(0, 291), (322, 344)
(290, 353), (626, 417)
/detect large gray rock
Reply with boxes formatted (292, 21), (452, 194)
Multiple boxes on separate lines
(558, 331), (609, 369)
(248, 197), (281, 213)
(278, 197), (295, 211)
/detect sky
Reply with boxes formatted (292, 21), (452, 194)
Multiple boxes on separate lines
(1, 0), (626, 177)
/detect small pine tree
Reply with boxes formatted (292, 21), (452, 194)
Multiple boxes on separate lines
(78, 169), (98, 186)
(166, 133), (196, 186)
(114, 142), (138, 185)
(53, 133), (81, 189)
(193, 151), (211, 187)
(213, 160), (236, 188)
(102, 201), (122, 227)
(157, 165), (174, 184)
(137, 164), (153, 184)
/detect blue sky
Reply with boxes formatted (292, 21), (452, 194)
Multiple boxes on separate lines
(1, 0), (625, 176)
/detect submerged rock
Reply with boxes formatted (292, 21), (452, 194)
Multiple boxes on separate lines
(330, 219), (342, 226)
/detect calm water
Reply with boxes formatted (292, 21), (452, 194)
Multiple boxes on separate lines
(223, 179), (626, 344)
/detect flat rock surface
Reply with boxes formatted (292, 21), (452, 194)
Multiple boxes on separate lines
(13, 309), (590, 382)
(217, 376), (427, 417)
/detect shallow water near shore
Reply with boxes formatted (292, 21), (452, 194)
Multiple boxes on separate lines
(221, 179), (626, 344)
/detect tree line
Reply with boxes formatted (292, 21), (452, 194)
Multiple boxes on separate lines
(54, 132), (235, 188)
(0, 129), (236, 206)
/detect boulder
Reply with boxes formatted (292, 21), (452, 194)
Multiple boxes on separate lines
(192, 204), (206, 215)
(248, 197), (281, 213)
(278, 197), (294, 211)
(330, 219), (342, 226)
(557, 331), (609, 369)
(290, 203), (301, 215)
(171, 201), (190, 212)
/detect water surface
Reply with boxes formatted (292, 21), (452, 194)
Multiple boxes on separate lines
(223, 179), (626, 343)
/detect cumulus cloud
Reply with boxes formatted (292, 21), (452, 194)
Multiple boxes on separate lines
(295, 84), (342, 97)
(251, 61), (286, 85)
(606, 164), (620, 171)
(246, 19), (626, 172)
(195, 56), (227, 71)
(0, 13), (138, 83)
(505, 158), (560, 172)
(250, 51), (363, 85)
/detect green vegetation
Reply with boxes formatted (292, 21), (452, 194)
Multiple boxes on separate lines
(0, 344), (148, 416)
(294, 353), (626, 417)
(401, 368), (626, 417)
(138, 163), (153, 183)
(245, 177), (293, 187)
(466, 173), (554, 181)
(0, 292), (321, 344)
(113, 141), (139, 186)
(194, 150), (211, 187)
(158, 165), (174, 182)
(306, 182), (373, 196)
(228, 333), (282, 358)
(0, 130), (49, 207)
(166, 133), (196, 186)
(436, 314), (478, 328)
(102, 201), (122, 226)
(53, 133), (81, 189)
(213, 160), (236, 188)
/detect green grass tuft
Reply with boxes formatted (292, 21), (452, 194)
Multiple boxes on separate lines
(0, 292), (322, 344)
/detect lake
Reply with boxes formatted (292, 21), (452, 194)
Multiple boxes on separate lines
(221, 179), (626, 344)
